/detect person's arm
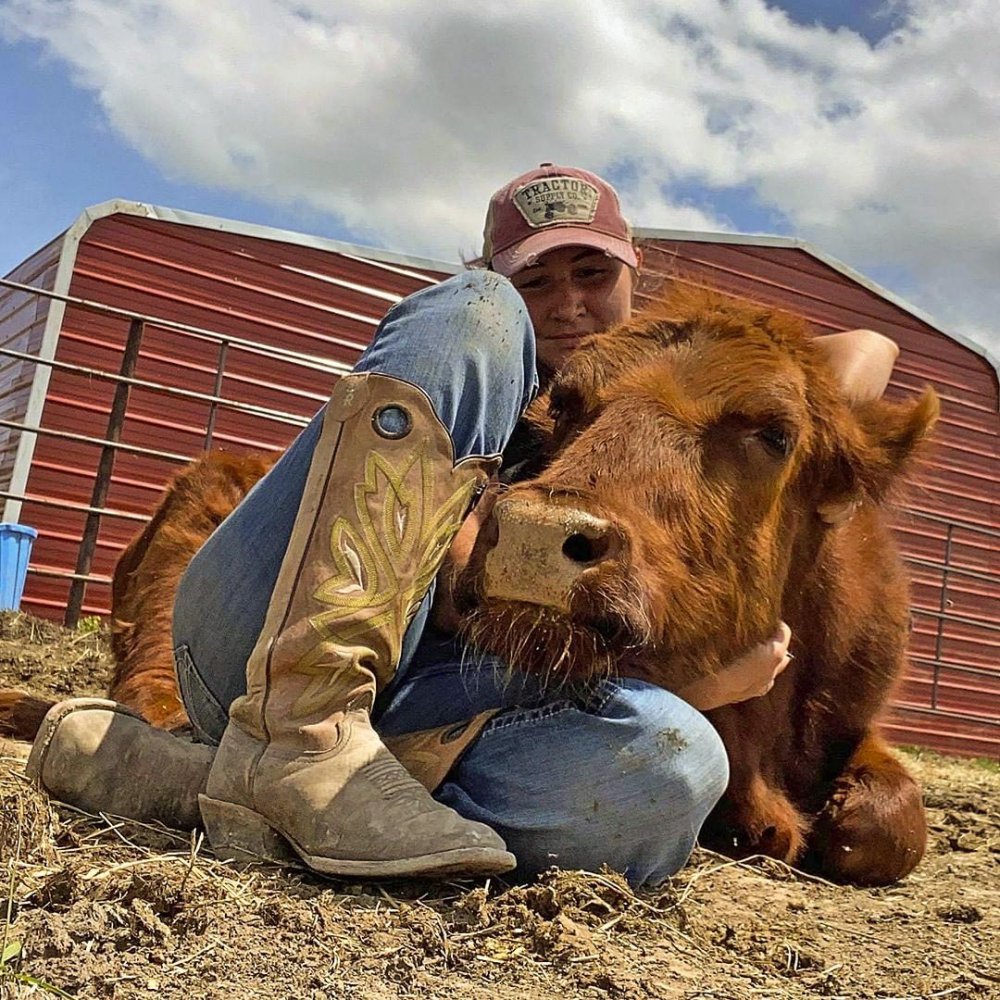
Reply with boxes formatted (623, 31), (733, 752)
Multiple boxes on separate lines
(813, 328), (899, 404)
(676, 623), (792, 712)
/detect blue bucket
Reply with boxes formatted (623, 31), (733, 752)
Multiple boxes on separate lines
(0, 523), (38, 612)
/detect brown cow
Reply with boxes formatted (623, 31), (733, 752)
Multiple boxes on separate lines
(0, 452), (275, 737)
(457, 290), (936, 886)
(0, 291), (935, 886)
(107, 451), (277, 729)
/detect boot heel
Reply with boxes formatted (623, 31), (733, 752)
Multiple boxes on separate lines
(198, 795), (299, 867)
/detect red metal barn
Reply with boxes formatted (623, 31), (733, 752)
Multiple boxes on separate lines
(0, 203), (996, 758)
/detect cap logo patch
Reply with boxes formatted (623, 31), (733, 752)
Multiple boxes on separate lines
(512, 176), (600, 228)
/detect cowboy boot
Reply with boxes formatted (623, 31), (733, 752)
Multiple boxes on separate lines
(25, 698), (213, 829)
(199, 373), (516, 878)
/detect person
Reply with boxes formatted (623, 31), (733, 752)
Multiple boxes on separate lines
(27, 164), (899, 886)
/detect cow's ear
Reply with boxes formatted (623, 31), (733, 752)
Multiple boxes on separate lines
(549, 321), (683, 421)
(855, 388), (939, 477)
(822, 388), (939, 509)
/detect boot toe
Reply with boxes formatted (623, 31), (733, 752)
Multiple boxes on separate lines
(26, 700), (123, 793)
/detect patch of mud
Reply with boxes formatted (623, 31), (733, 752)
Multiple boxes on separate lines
(0, 614), (997, 999)
(0, 611), (114, 701)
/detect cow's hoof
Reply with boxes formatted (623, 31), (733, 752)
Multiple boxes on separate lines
(703, 776), (809, 865)
(810, 778), (927, 885)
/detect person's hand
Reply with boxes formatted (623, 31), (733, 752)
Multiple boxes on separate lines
(677, 622), (793, 711)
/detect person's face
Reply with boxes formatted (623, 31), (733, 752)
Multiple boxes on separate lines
(510, 245), (638, 376)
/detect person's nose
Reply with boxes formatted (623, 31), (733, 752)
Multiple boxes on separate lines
(551, 283), (587, 322)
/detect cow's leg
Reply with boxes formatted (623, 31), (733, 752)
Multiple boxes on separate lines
(110, 580), (188, 731)
(702, 771), (810, 865)
(108, 519), (191, 731)
(0, 690), (56, 741)
(808, 730), (926, 885)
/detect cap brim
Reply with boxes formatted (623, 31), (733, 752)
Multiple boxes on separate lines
(491, 228), (637, 277)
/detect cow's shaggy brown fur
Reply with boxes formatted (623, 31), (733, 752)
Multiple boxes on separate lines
(0, 452), (275, 737)
(108, 451), (277, 730)
(456, 290), (936, 885)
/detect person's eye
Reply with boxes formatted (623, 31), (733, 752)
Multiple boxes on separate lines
(514, 275), (548, 293)
(577, 266), (613, 282)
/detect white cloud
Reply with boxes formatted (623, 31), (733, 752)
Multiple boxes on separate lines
(1, 0), (998, 358)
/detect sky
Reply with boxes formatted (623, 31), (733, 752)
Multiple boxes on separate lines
(1, 0), (998, 361)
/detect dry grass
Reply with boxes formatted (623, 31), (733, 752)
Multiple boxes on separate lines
(0, 613), (996, 999)
(1, 743), (997, 1000)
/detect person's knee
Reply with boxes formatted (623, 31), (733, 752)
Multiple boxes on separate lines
(620, 701), (730, 884)
(507, 685), (730, 887)
(393, 269), (527, 343)
(455, 268), (523, 311)
(436, 270), (531, 358)
(357, 268), (535, 455)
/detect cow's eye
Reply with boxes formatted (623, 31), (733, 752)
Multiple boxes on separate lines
(757, 424), (792, 458)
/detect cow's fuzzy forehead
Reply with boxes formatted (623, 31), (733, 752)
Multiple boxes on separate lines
(656, 327), (811, 405)
(607, 299), (829, 435)
(667, 288), (810, 338)
(632, 292), (820, 376)
(542, 288), (876, 489)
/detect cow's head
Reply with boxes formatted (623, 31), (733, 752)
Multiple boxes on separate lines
(456, 291), (938, 690)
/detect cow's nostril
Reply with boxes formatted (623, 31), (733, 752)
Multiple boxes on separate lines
(591, 615), (625, 644)
(563, 531), (612, 565)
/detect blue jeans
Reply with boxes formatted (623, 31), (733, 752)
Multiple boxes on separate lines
(173, 270), (729, 887)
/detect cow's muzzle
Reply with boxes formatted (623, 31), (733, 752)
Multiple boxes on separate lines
(482, 496), (625, 612)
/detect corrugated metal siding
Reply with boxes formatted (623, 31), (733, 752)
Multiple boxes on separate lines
(16, 214), (445, 618)
(637, 239), (998, 759)
(4, 212), (996, 757)
(0, 235), (63, 493)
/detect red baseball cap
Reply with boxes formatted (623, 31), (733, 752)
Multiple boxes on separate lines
(483, 163), (638, 277)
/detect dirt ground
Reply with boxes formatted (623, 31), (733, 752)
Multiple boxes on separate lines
(0, 611), (997, 1000)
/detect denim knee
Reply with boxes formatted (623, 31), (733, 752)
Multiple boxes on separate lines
(354, 269), (537, 458)
(438, 680), (730, 888)
(438, 269), (527, 327)
(602, 694), (730, 885)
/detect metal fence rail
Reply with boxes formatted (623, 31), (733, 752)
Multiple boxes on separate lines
(0, 344), (322, 428)
(899, 509), (999, 725)
(0, 276), (345, 625)
(0, 490), (151, 522)
(0, 277), (354, 375)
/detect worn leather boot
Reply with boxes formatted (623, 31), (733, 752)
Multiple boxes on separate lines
(26, 698), (213, 829)
(199, 373), (515, 878)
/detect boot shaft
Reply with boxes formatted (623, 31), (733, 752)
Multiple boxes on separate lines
(230, 373), (499, 750)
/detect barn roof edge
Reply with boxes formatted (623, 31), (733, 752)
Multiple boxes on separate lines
(69, 200), (465, 279)
(31, 203), (1000, 391)
(634, 226), (999, 385)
